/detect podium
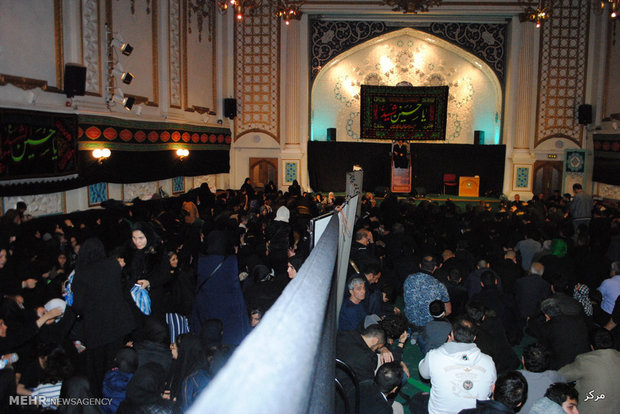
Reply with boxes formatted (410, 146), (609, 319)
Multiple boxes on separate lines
(459, 176), (480, 197)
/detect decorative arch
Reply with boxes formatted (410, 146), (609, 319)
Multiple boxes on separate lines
(311, 28), (503, 144)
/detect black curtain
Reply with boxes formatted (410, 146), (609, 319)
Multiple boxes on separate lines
(0, 149), (229, 196)
(308, 141), (505, 195)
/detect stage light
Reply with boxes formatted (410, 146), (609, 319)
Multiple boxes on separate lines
(111, 38), (134, 56)
(112, 65), (134, 85)
(111, 89), (135, 110)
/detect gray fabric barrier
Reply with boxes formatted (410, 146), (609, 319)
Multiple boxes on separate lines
(188, 213), (340, 414)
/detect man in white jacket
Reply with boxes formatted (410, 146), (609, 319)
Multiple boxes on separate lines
(412, 316), (496, 414)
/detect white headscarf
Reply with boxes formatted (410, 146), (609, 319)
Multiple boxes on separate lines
(275, 206), (290, 223)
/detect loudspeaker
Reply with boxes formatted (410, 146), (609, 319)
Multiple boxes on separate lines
(63, 63), (86, 97)
(326, 128), (336, 141)
(578, 104), (592, 125)
(474, 130), (485, 145)
(224, 98), (237, 119)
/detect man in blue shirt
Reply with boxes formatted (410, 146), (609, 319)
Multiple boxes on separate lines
(339, 277), (368, 331)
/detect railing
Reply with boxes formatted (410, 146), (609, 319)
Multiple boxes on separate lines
(188, 213), (341, 414)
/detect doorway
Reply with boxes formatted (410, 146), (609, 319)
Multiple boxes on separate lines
(249, 158), (278, 191)
(533, 161), (563, 198)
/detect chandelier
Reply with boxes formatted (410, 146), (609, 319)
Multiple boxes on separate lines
(596, 0), (619, 19)
(519, 1), (552, 28)
(217, 0), (262, 20)
(275, 1), (303, 25)
(382, 0), (442, 13)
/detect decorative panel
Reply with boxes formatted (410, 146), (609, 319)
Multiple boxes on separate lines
(4, 193), (64, 217)
(172, 176), (185, 194)
(514, 166), (530, 189)
(234, 3), (280, 141)
(283, 160), (299, 185)
(81, 0), (101, 95)
(169, 0), (182, 108)
(88, 182), (108, 205)
(193, 174), (216, 191)
(123, 181), (158, 201)
(535, 0), (589, 147)
(310, 21), (507, 83)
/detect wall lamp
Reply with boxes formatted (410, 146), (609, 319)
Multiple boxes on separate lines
(112, 64), (134, 85)
(176, 148), (190, 160)
(92, 148), (111, 164)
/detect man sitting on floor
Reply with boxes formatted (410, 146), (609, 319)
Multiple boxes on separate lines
(339, 277), (368, 331)
(458, 370), (528, 413)
(530, 382), (580, 414)
(411, 316), (496, 414)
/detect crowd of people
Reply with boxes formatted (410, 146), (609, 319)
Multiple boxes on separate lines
(0, 181), (333, 413)
(0, 181), (619, 414)
(336, 186), (620, 414)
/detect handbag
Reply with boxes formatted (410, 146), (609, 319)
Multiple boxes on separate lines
(130, 283), (152, 315)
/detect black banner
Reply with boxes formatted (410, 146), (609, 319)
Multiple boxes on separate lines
(0, 109), (78, 181)
(360, 85), (449, 140)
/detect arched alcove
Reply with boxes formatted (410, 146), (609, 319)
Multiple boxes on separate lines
(311, 28), (502, 144)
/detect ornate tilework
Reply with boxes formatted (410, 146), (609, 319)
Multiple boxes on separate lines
(565, 150), (586, 173)
(535, 0), (589, 147)
(88, 182), (108, 205)
(234, 3), (280, 141)
(310, 21), (507, 83)
(172, 176), (185, 193)
(284, 161), (298, 184)
(311, 21), (392, 80)
(516, 167), (529, 188)
(424, 23), (506, 82)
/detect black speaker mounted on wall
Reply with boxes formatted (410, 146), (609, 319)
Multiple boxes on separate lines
(326, 128), (336, 141)
(578, 104), (592, 125)
(63, 63), (86, 98)
(224, 98), (237, 119)
(474, 130), (485, 145)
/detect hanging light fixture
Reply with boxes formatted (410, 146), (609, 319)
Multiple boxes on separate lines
(218, 0), (263, 21)
(275, 1), (302, 25)
(519, 1), (552, 28)
(92, 148), (111, 164)
(382, 0), (442, 13)
(176, 148), (190, 160)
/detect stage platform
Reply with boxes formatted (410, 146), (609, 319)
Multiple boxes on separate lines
(330, 192), (503, 211)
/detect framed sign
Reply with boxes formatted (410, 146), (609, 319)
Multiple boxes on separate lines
(360, 85), (449, 140)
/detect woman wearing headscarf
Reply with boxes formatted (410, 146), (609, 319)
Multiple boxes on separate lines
(167, 333), (210, 412)
(72, 237), (135, 397)
(265, 206), (291, 274)
(123, 222), (170, 323)
(191, 230), (250, 346)
(116, 362), (173, 414)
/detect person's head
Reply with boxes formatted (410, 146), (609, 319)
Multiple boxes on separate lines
(131, 222), (159, 251)
(250, 309), (263, 327)
(75, 237), (106, 270)
(361, 324), (386, 351)
(199, 319), (224, 348)
(378, 314), (409, 342)
(363, 263), (381, 284)
(347, 277), (366, 304)
(590, 327), (614, 350)
(124, 362), (168, 405)
(465, 301), (486, 324)
(447, 268), (462, 284)
(275, 206), (290, 223)
(540, 297), (562, 320)
(504, 249), (517, 262)
(171, 334), (208, 393)
(522, 342), (551, 373)
(420, 256), (437, 274)
(0, 248), (7, 269)
(381, 284), (396, 303)
(0, 318), (7, 338)
(514, 194), (520, 202)
(480, 271), (497, 289)
(550, 239), (568, 258)
(287, 256), (303, 279)
(113, 347), (138, 373)
(529, 262), (545, 276)
(134, 317), (170, 345)
(610, 261), (620, 276)
(168, 251), (178, 268)
(493, 371), (528, 411)
(429, 300), (446, 319)
(545, 382), (579, 414)
(572, 183), (583, 193)
(449, 316), (478, 343)
(374, 362), (403, 395)
(41, 346), (73, 384)
(354, 229), (371, 246)
(476, 259), (490, 269)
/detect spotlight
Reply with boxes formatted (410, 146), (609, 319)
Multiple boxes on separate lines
(112, 90), (135, 111)
(112, 67), (134, 85)
(111, 38), (133, 56)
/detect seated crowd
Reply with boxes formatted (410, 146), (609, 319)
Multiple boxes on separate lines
(336, 191), (620, 414)
(0, 181), (328, 413)
(0, 184), (619, 413)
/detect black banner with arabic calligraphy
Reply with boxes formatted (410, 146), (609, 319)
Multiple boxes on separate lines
(0, 109), (78, 181)
(360, 85), (449, 140)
